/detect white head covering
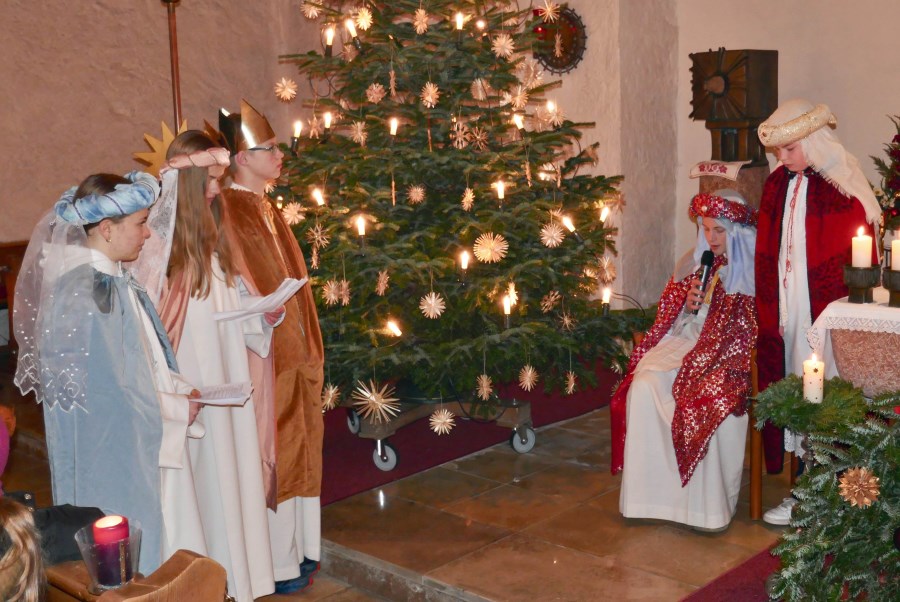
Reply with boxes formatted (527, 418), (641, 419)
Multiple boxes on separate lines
(759, 98), (880, 224)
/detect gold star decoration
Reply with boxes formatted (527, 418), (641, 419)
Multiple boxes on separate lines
(507, 282), (518, 306)
(134, 120), (188, 178)
(306, 223), (329, 249)
(366, 82), (386, 104)
(450, 121), (470, 149)
(519, 365), (539, 392)
(274, 77), (298, 102)
(541, 290), (561, 313)
(476, 374), (493, 401)
(539, 0), (561, 22)
(429, 408), (456, 435)
(413, 8), (430, 34)
(540, 222), (565, 248)
(516, 58), (545, 90)
(281, 203), (304, 226)
(340, 279), (351, 306)
(321, 383), (340, 411)
(461, 188), (475, 211)
(839, 467), (880, 508)
(469, 126), (489, 151)
(308, 115), (323, 139)
(421, 81), (440, 108)
(375, 270), (390, 296)
(598, 256), (617, 284)
(492, 33), (515, 59)
(301, 1), (320, 20)
(471, 78), (492, 101)
(355, 7), (373, 30)
(351, 380), (401, 424)
(322, 279), (341, 306)
(565, 371), (577, 395)
(407, 184), (426, 205)
(419, 291), (446, 319)
(560, 312), (576, 331)
(473, 232), (509, 263)
(351, 121), (368, 146)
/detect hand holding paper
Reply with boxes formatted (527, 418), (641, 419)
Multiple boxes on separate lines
(214, 277), (307, 322)
(197, 382), (253, 407)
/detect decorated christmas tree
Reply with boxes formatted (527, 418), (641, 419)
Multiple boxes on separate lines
(274, 0), (644, 415)
(755, 376), (899, 600)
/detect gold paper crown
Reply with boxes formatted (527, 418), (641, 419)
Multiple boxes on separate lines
(219, 99), (277, 154)
(757, 104), (837, 147)
(134, 120), (189, 177)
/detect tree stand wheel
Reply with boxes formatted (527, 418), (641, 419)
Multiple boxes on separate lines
(509, 426), (536, 453)
(346, 409), (361, 434)
(372, 440), (398, 471)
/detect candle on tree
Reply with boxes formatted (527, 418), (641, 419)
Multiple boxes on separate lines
(323, 112), (333, 130)
(851, 227), (873, 267)
(312, 188), (325, 206)
(389, 117), (399, 136)
(324, 25), (335, 56)
(455, 12), (464, 30)
(355, 215), (366, 236)
(892, 239), (900, 271)
(495, 180), (505, 200)
(802, 353), (825, 404)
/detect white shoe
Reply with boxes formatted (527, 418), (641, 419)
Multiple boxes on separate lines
(763, 497), (797, 525)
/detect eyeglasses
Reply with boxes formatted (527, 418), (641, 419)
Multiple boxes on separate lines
(248, 144), (280, 153)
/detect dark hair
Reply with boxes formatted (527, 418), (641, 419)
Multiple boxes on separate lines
(74, 173), (129, 233)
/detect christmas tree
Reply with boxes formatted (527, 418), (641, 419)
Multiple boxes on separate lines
(275, 0), (644, 410)
(755, 376), (899, 601)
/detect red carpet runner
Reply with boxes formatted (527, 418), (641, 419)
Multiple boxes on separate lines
(321, 367), (619, 505)
(682, 546), (779, 601)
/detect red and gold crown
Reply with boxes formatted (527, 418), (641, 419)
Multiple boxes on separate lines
(689, 193), (757, 226)
(218, 99), (276, 154)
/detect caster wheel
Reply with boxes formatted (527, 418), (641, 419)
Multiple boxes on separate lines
(373, 441), (399, 471)
(509, 427), (536, 453)
(347, 409), (361, 435)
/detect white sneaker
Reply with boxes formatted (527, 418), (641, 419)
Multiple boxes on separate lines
(763, 497), (797, 525)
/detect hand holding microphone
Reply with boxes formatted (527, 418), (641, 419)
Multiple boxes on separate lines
(688, 250), (715, 315)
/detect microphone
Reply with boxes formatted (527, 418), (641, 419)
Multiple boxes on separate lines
(690, 250), (715, 315)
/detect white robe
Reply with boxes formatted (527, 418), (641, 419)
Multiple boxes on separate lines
(620, 299), (747, 530)
(174, 257), (276, 601)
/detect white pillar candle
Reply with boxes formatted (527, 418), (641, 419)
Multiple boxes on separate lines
(851, 227), (872, 267)
(892, 239), (900, 271)
(802, 353), (825, 404)
(389, 117), (399, 136)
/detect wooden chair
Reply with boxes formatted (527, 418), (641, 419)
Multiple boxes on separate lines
(749, 350), (798, 520)
(46, 549), (228, 602)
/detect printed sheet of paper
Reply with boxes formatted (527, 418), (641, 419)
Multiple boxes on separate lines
(197, 382), (252, 407)
(213, 277), (307, 322)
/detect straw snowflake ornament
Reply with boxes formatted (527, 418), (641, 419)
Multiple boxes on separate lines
(375, 270), (389, 296)
(492, 33), (515, 59)
(407, 184), (425, 205)
(519, 365), (539, 392)
(839, 467), (880, 508)
(322, 280), (341, 306)
(351, 380), (401, 424)
(421, 82), (440, 108)
(541, 290), (561, 313)
(321, 383), (340, 411)
(461, 188), (475, 211)
(281, 203), (304, 226)
(473, 232), (508, 263)
(429, 408), (456, 435)
(476, 374), (493, 401)
(419, 292), (446, 319)
(366, 83), (386, 104)
(306, 223), (329, 249)
(540, 222), (565, 248)
(274, 77), (298, 102)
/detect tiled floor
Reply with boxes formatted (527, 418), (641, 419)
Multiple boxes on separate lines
(2, 349), (791, 601)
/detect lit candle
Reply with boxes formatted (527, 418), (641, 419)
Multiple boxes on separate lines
(389, 117), (399, 136)
(293, 121), (303, 138)
(93, 515), (129, 545)
(602, 287), (611, 304)
(323, 112), (333, 130)
(512, 113), (525, 130)
(851, 226), (873, 267)
(892, 239), (900, 271)
(92, 515), (133, 586)
(802, 353), (825, 403)
(599, 206), (610, 223)
(495, 180), (505, 200)
(455, 12), (464, 30)
(561, 216), (576, 233)
(356, 215), (366, 236)
(276, 196), (284, 209)
(312, 188), (325, 206)
(386, 320), (402, 337)
(546, 100), (556, 113)
(475, 19), (486, 31)
(344, 18), (358, 38)
(503, 295), (511, 315)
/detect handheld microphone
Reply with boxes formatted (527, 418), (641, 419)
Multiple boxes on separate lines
(690, 250), (716, 315)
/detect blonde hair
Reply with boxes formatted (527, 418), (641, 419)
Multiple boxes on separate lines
(165, 130), (237, 297)
(0, 498), (44, 602)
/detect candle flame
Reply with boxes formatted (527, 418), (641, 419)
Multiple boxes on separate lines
(386, 320), (402, 337)
(95, 515), (126, 529)
(460, 250), (469, 270)
(389, 117), (399, 136)
(293, 120), (303, 138)
(323, 112), (333, 129)
(811, 353), (818, 363)
(546, 100), (556, 112)
(502, 295), (511, 315)
(602, 287), (611, 304)
(325, 26), (335, 45)
(476, 19), (486, 30)
(495, 180), (505, 199)
(455, 12), (464, 30)
(312, 188), (325, 206)
(512, 114), (525, 130)
(276, 196), (284, 209)
(561, 216), (576, 232)
(356, 215), (366, 236)
(599, 206), (610, 222)
(344, 18), (357, 38)
(857, 227), (864, 237)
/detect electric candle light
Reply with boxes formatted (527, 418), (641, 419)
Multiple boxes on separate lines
(312, 188), (325, 206)
(851, 226), (873, 267)
(892, 239), (900, 271)
(546, 100), (556, 113)
(291, 120), (303, 154)
(495, 180), (505, 200)
(276, 196), (284, 209)
(476, 19), (486, 31)
(503, 294), (511, 328)
(601, 287), (611, 316)
(455, 12), (464, 30)
(324, 25), (335, 56)
(389, 117), (399, 136)
(345, 18), (357, 38)
(512, 113), (525, 130)
(599, 206), (610, 223)
(802, 353), (825, 404)
(323, 111), (333, 130)
(561, 216), (576, 233)
(356, 215), (366, 236)
(386, 320), (402, 337)
(460, 250), (470, 271)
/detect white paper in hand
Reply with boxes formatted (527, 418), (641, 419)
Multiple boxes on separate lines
(213, 277), (307, 322)
(197, 382), (253, 407)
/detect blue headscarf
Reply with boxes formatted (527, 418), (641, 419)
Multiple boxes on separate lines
(54, 171), (159, 224)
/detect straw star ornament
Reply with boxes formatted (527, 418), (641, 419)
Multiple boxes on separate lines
(476, 374), (493, 401)
(461, 188), (475, 211)
(407, 184), (426, 205)
(413, 8), (430, 34)
(540, 222), (565, 248)
(541, 290), (561, 313)
(274, 77), (298, 102)
(281, 203), (304, 226)
(492, 33), (515, 59)
(366, 82), (386, 104)
(839, 467), (880, 508)
(429, 408), (456, 435)
(301, 1), (320, 19)
(355, 7), (373, 30)
(473, 232), (508, 263)
(321, 383), (340, 411)
(565, 371), (577, 395)
(375, 270), (390, 296)
(421, 82), (440, 108)
(419, 291), (446, 319)
(519, 365), (539, 391)
(322, 280), (341, 306)
(351, 380), (400, 424)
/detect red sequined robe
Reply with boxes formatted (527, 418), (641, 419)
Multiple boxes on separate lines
(610, 256), (758, 485)
(755, 167), (875, 472)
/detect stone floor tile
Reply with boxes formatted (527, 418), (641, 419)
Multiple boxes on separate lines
(442, 483), (572, 531)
